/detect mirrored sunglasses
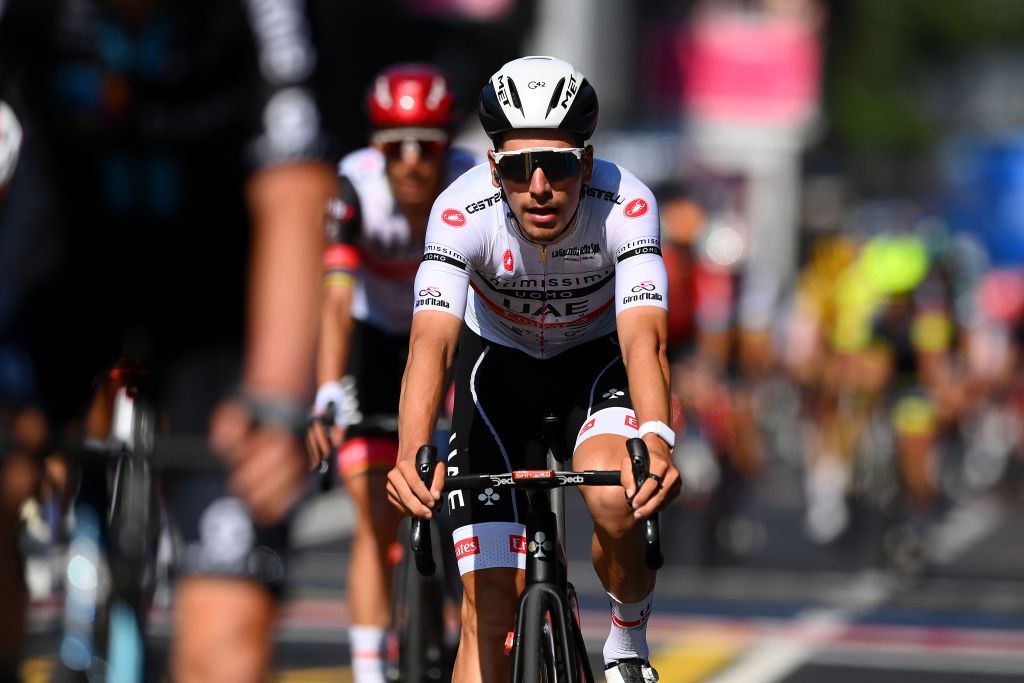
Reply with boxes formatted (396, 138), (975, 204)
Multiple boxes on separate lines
(372, 128), (449, 161)
(492, 147), (584, 184)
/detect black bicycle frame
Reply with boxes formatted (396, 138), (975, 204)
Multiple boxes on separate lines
(410, 435), (663, 682)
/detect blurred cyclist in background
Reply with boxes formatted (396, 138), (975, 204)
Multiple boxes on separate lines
(306, 64), (477, 683)
(0, 2), (337, 680)
(660, 182), (772, 565)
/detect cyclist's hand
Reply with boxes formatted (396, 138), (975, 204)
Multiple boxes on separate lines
(622, 437), (681, 520)
(210, 399), (306, 526)
(305, 420), (344, 470)
(386, 453), (443, 518)
(307, 382), (346, 469)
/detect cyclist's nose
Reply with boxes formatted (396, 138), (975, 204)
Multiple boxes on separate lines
(529, 166), (551, 195)
(400, 143), (422, 165)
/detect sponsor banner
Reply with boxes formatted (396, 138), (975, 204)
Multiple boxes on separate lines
(512, 469), (555, 480)
(455, 536), (480, 559)
(509, 535), (527, 554)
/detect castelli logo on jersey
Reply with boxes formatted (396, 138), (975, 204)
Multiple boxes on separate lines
(625, 415), (639, 429)
(503, 249), (514, 272)
(455, 536), (480, 559)
(623, 198), (649, 218)
(509, 534), (528, 554)
(442, 208), (467, 227)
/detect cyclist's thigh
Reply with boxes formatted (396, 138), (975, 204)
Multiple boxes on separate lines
(446, 328), (543, 577)
(563, 335), (637, 463)
(337, 320), (405, 480)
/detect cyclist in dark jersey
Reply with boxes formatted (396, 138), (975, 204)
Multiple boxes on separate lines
(0, 1), (337, 680)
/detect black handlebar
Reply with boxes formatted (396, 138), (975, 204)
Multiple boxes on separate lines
(410, 445), (438, 577)
(626, 438), (664, 570)
(410, 440), (664, 576)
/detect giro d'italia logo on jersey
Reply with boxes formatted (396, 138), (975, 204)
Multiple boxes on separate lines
(441, 208), (466, 227)
(416, 285), (450, 309)
(622, 280), (663, 305)
(623, 198), (649, 218)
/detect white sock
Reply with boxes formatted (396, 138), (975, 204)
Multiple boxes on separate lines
(350, 625), (387, 683)
(602, 590), (653, 665)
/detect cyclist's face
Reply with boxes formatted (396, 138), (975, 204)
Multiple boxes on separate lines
(377, 136), (448, 210)
(490, 130), (593, 245)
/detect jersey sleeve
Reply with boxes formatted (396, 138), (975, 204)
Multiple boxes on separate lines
(412, 186), (486, 321)
(322, 175), (362, 285)
(609, 184), (669, 316)
(241, 0), (333, 170)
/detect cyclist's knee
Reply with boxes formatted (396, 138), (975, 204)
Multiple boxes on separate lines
(344, 469), (402, 536)
(582, 485), (636, 539)
(461, 568), (521, 632)
(172, 578), (274, 683)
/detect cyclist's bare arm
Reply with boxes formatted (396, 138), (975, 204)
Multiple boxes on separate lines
(307, 265), (354, 462)
(387, 310), (461, 518)
(243, 162), (336, 396)
(316, 276), (354, 386)
(212, 161), (335, 524)
(617, 305), (681, 518)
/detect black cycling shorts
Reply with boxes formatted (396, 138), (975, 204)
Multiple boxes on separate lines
(335, 319), (408, 478)
(446, 327), (638, 575)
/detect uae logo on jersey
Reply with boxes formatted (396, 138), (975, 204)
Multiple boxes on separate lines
(442, 208), (467, 227)
(624, 198), (649, 218)
(503, 248), (515, 272)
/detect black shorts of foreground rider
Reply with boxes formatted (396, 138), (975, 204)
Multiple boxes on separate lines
(446, 327), (634, 574)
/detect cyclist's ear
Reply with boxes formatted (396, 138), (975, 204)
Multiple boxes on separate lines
(487, 151), (501, 188)
(582, 145), (594, 183)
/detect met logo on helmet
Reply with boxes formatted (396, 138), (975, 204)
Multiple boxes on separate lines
(561, 74), (578, 109)
(624, 198), (649, 218)
(442, 209), (467, 227)
(496, 74), (510, 107)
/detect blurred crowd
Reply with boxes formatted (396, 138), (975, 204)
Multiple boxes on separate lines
(660, 181), (1024, 572)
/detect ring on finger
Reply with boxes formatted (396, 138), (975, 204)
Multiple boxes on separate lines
(647, 472), (664, 486)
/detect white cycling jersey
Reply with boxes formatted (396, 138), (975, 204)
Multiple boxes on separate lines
(324, 146), (479, 334)
(413, 158), (668, 358)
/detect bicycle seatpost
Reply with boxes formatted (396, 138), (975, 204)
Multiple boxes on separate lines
(410, 445), (438, 577)
(626, 438), (664, 570)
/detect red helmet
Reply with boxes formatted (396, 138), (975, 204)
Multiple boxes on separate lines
(366, 64), (455, 130)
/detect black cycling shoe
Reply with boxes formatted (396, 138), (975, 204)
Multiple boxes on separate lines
(604, 657), (659, 682)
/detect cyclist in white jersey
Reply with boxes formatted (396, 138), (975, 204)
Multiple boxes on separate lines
(387, 56), (681, 683)
(305, 64), (477, 683)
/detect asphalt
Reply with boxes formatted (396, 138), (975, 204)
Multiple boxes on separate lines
(20, 457), (1024, 683)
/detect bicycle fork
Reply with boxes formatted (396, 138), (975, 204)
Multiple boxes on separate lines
(510, 492), (592, 682)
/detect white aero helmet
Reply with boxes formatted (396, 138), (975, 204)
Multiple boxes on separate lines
(0, 100), (22, 188)
(478, 56), (599, 145)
